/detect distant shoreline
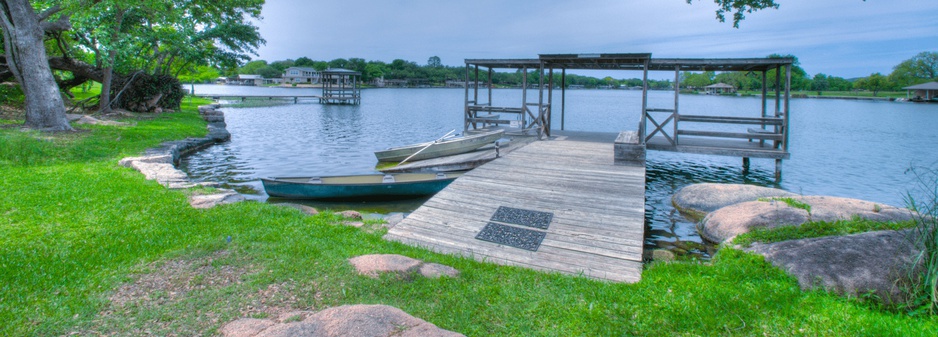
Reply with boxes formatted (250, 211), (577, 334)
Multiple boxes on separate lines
(212, 84), (930, 103)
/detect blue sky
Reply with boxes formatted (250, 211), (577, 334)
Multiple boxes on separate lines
(253, 0), (938, 79)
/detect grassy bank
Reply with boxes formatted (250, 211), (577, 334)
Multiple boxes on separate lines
(1, 100), (936, 335)
(735, 90), (908, 99)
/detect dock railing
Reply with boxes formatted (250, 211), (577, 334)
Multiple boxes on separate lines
(463, 59), (548, 137)
(643, 111), (786, 149)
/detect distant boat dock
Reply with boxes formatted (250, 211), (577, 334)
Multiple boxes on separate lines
(386, 53), (794, 283)
(193, 94), (322, 104)
(196, 68), (363, 105)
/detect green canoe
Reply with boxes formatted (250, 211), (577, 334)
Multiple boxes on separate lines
(261, 171), (465, 200)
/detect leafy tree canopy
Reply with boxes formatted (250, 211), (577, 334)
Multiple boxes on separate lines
(811, 73), (830, 94)
(889, 51), (938, 88)
(238, 60), (268, 74)
(687, 0), (780, 28)
(427, 56), (442, 68)
(854, 72), (892, 96)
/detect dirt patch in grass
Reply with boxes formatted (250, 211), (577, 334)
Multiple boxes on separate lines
(108, 250), (249, 308)
(1, 105), (23, 120)
(72, 250), (323, 336)
(236, 281), (323, 320)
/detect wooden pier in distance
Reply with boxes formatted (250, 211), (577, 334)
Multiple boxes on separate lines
(194, 94), (322, 103)
(320, 68), (362, 105)
(385, 131), (646, 282)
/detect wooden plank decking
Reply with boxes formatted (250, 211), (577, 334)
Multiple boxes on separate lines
(384, 132), (646, 282)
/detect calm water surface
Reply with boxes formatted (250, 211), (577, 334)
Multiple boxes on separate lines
(181, 85), (938, 258)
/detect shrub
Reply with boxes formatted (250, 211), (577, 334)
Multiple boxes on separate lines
(0, 83), (24, 106)
(111, 73), (185, 112)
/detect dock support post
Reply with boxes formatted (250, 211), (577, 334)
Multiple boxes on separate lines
(463, 64), (470, 132)
(561, 69), (566, 131)
(775, 159), (783, 181)
(742, 157), (750, 173)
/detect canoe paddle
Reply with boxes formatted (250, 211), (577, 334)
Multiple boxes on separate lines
(399, 129), (456, 165)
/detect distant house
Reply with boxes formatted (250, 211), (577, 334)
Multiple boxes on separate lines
(215, 77), (228, 84)
(445, 80), (465, 88)
(903, 81), (938, 101)
(372, 77), (405, 88)
(283, 67), (320, 84)
(234, 74), (262, 86)
(704, 83), (736, 94)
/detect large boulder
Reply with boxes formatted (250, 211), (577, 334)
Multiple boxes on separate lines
(127, 161), (192, 188)
(189, 190), (246, 209)
(274, 203), (320, 216)
(745, 229), (921, 307)
(349, 254), (460, 279)
(350, 254), (423, 277)
(672, 183), (797, 221)
(795, 196), (912, 223)
(699, 200), (809, 243)
(699, 196), (915, 243)
(221, 305), (464, 337)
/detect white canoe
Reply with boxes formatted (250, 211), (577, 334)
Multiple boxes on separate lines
(374, 129), (505, 162)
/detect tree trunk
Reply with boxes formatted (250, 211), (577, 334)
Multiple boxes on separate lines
(0, 0), (72, 131)
(98, 8), (123, 113)
(99, 63), (115, 112)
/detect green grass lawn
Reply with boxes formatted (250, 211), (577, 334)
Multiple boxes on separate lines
(1, 98), (936, 335)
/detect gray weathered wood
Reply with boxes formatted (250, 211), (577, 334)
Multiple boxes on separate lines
(679, 115), (783, 125)
(677, 130), (784, 141)
(646, 135), (790, 159)
(385, 135), (646, 283)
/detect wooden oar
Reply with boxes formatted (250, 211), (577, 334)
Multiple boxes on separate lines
(399, 129), (455, 165)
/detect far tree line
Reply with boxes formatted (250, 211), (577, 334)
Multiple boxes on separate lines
(224, 52), (938, 96)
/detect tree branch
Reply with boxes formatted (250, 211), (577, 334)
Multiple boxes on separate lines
(48, 57), (105, 82)
(37, 4), (61, 21)
(40, 14), (71, 33)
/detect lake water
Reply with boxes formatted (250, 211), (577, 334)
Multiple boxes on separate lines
(181, 85), (938, 258)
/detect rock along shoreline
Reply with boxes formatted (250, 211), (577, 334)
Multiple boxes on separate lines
(672, 183), (923, 307)
(118, 104), (245, 208)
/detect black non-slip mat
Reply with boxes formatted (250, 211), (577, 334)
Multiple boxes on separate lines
(490, 206), (553, 230)
(475, 222), (547, 252)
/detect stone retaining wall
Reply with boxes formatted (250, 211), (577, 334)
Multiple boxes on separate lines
(119, 104), (244, 208)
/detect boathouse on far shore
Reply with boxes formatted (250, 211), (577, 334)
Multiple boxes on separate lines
(704, 82), (737, 94)
(903, 81), (938, 101)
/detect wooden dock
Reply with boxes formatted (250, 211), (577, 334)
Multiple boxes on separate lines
(384, 131), (646, 282)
